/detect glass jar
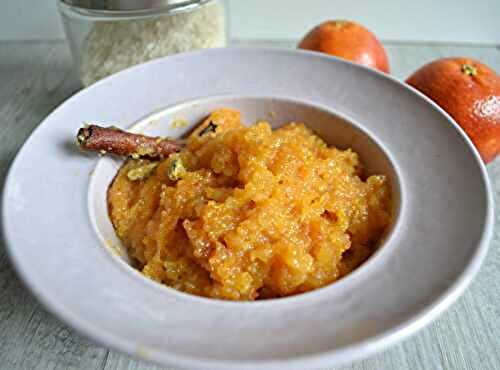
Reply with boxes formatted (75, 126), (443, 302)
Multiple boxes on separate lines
(59, 0), (227, 87)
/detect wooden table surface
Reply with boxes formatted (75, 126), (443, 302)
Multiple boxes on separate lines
(0, 40), (499, 370)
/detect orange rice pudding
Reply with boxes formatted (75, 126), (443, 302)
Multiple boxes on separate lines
(108, 108), (391, 300)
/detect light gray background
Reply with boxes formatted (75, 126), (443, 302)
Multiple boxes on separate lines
(1, 0), (499, 43)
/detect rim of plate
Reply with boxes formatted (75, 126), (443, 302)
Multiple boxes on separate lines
(1, 47), (494, 369)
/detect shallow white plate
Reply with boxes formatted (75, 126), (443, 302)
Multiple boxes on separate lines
(2, 48), (493, 370)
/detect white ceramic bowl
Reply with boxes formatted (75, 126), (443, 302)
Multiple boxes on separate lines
(2, 48), (493, 370)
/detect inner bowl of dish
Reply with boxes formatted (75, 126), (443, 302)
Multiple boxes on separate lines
(88, 95), (403, 300)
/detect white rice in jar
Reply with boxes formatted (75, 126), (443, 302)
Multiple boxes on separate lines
(80, 1), (225, 86)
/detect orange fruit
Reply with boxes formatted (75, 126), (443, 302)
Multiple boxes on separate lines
(298, 20), (389, 73)
(406, 58), (500, 163)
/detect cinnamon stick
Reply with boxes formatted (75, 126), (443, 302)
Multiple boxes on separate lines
(77, 125), (184, 159)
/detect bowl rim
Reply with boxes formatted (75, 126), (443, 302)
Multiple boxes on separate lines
(1, 47), (494, 370)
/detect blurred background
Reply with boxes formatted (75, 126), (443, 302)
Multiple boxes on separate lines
(2, 0), (499, 44)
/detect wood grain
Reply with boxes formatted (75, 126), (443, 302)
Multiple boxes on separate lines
(0, 41), (498, 370)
